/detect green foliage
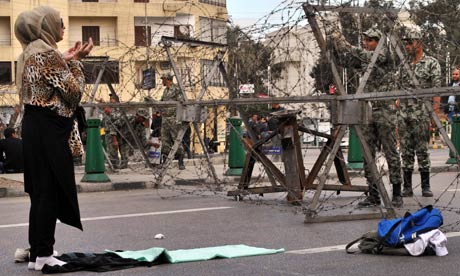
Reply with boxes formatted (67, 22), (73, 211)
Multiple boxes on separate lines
(310, 0), (397, 94)
(409, 0), (460, 68)
(226, 25), (284, 116)
(226, 26), (283, 97)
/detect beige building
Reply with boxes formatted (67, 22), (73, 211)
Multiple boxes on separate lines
(265, 25), (329, 121)
(0, 0), (229, 151)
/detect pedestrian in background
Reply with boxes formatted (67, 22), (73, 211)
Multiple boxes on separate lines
(0, 127), (24, 174)
(15, 6), (93, 271)
(150, 111), (162, 138)
(398, 30), (441, 198)
(182, 125), (192, 159)
(441, 68), (460, 122)
(248, 114), (260, 140)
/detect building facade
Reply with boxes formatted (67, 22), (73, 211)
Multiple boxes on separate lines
(0, 0), (228, 151)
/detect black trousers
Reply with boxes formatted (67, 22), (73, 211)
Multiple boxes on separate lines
(28, 173), (60, 261)
(23, 105), (81, 261)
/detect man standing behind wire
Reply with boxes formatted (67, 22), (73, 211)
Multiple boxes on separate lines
(399, 30), (441, 198)
(330, 27), (403, 207)
(441, 68), (460, 122)
(160, 72), (186, 170)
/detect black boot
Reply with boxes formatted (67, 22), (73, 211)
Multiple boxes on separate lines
(178, 155), (186, 170)
(358, 184), (381, 207)
(421, 171), (433, 197)
(402, 170), (413, 197)
(391, 184), (403, 208)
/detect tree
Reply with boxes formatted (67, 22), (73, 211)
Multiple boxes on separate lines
(310, 0), (396, 94)
(409, 0), (460, 69)
(226, 26), (283, 117)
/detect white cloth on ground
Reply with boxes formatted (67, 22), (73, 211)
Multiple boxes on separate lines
(403, 229), (448, 256)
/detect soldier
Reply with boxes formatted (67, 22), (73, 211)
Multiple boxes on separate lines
(398, 30), (441, 197)
(101, 94), (123, 168)
(160, 72), (186, 170)
(125, 109), (149, 151)
(330, 27), (403, 207)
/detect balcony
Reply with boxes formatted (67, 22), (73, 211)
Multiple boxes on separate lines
(69, 0), (117, 3)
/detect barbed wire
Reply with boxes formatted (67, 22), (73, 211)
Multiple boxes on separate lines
(2, 0), (460, 229)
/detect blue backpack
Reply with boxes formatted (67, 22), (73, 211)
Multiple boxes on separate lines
(377, 205), (443, 247)
(346, 205), (443, 254)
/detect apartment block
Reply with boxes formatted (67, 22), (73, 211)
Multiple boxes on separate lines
(0, 0), (229, 151)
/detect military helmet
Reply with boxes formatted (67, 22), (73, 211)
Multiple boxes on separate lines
(402, 29), (423, 40)
(160, 72), (174, 80)
(362, 28), (382, 40)
(109, 93), (120, 102)
(136, 108), (149, 119)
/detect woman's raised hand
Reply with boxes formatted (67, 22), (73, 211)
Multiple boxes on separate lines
(75, 37), (94, 60)
(62, 37), (94, 62)
(62, 41), (82, 62)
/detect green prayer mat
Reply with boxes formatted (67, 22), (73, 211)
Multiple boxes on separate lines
(107, 244), (284, 264)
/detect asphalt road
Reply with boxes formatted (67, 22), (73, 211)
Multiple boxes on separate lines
(2, 172), (460, 276)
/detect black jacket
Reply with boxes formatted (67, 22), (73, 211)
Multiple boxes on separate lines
(0, 137), (23, 173)
(441, 81), (460, 113)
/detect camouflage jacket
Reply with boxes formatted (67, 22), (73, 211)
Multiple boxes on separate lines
(102, 109), (122, 136)
(349, 46), (395, 94)
(126, 117), (147, 148)
(398, 53), (441, 120)
(160, 83), (182, 117)
(346, 46), (396, 109)
(114, 114), (147, 148)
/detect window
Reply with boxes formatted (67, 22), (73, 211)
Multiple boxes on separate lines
(199, 0), (226, 7)
(159, 61), (170, 70)
(82, 26), (100, 46)
(0, 62), (12, 84)
(201, 59), (225, 87)
(174, 25), (192, 39)
(134, 26), (151, 46)
(199, 17), (227, 44)
(179, 67), (195, 87)
(82, 60), (119, 84)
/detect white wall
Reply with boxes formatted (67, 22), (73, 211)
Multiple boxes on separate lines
(134, 14), (195, 45)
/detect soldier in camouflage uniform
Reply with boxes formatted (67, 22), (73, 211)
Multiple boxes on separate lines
(331, 27), (403, 207)
(101, 94), (123, 168)
(125, 109), (149, 150)
(160, 72), (185, 170)
(398, 30), (441, 197)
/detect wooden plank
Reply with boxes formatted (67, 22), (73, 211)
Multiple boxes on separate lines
(305, 212), (388, 223)
(304, 184), (368, 192)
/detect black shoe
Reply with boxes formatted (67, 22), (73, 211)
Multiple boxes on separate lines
(422, 188), (433, 197)
(402, 188), (413, 197)
(179, 164), (186, 170)
(391, 196), (403, 208)
(421, 171), (433, 197)
(357, 196), (381, 207)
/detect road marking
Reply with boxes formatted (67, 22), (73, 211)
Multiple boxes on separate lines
(286, 231), (460, 255)
(286, 245), (346, 254)
(0, 206), (233, 229)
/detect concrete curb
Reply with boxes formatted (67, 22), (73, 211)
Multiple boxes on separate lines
(0, 164), (458, 198)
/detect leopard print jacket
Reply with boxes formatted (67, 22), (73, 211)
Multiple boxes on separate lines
(22, 50), (85, 157)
